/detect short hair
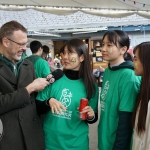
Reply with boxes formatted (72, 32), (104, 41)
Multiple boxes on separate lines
(0, 20), (27, 43)
(42, 45), (50, 54)
(30, 40), (42, 53)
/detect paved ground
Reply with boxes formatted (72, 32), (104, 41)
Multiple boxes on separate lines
(89, 120), (99, 150)
(89, 88), (101, 150)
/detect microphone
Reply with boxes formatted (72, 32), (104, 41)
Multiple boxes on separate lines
(46, 69), (64, 83)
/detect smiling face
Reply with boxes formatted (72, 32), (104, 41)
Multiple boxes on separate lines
(101, 35), (126, 65)
(60, 46), (84, 71)
(3, 30), (28, 63)
(133, 49), (144, 76)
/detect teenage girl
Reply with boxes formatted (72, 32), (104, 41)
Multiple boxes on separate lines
(98, 30), (141, 150)
(37, 38), (99, 150)
(132, 42), (150, 150)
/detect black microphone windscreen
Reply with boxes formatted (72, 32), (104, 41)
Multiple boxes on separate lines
(52, 69), (64, 80)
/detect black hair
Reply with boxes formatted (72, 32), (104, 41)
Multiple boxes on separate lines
(102, 30), (130, 50)
(30, 40), (42, 53)
(42, 45), (50, 54)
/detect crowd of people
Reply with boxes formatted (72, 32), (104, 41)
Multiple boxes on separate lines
(0, 20), (150, 150)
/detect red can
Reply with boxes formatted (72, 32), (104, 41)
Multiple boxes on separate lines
(79, 98), (88, 120)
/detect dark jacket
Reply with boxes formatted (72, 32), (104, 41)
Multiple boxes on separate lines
(0, 59), (45, 150)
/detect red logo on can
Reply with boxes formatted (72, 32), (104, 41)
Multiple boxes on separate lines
(79, 98), (88, 120)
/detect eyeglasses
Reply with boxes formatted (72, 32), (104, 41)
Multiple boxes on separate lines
(6, 38), (28, 48)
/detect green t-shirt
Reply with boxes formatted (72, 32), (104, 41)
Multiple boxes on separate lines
(26, 55), (50, 78)
(37, 75), (98, 150)
(98, 68), (141, 150)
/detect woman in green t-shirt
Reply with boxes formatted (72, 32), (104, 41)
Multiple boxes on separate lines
(36, 38), (99, 150)
(98, 30), (141, 150)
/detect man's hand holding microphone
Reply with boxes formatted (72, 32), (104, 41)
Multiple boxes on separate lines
(26, 78), (50, 94)
(26, 69), (64, 94)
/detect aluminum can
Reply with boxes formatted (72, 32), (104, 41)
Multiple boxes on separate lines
(79, 98), (88, 120)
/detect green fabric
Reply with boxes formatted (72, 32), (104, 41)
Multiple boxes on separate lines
(98, 64), (141, 150)
(37, 75), (99, 150)
(22, 52), (28, 59)
(0, 53), (24, 77)
(108, 60), (133, 71)
(26, 55), (50, 78)
(130, 132), (133, 150)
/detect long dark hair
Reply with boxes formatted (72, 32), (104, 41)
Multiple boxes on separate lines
(102, 30), (130, 52)
(60, 38), (96, 99)
(132, 42), (150, 134)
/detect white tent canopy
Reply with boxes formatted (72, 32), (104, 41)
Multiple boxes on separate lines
(0, 0), (150, 17)
(1, 5), (150, 19)
(0, 0), (150, 37)
(0, 0), (150, 10)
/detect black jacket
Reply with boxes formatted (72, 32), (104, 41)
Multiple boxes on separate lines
(0, 59), (45, 150)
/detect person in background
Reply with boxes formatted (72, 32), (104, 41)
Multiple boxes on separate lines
(132, 42), (150, 150)
(36, 38), (99, 150)
(124, 51), (134, 61)
(60, 58), (64, 66)
(41, 51), (47, 60)
(53, 58), (61, 68)
(47, 55), (53, 66)
(93, 66), (105, 87)
(98, 30), (141, 150)
(43, 45), (50, 60)
(26, 40), (51, 78)
(0, 20), (50, 150)
(49, 58), (63, 71)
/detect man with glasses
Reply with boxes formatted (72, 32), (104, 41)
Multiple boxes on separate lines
(0, 21), (50, 150)
(42, 45), (51, 60)
(6, 37), (28, 58)
(6, 37), (28, 48)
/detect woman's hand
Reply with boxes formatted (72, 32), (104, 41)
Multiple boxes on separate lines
(81, 106), (95, 120)
(48, 98), (66, 114)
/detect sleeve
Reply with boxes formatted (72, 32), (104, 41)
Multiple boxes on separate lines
(86, 113), (98, 124)
(119, 79), (140, 112)
(36, 84), (52, 101)
(113, 111), (133, 150)
(0, 61), (36, 115)
(36, 99), (50, 114)
(0, 88), (31, 115)
(112, 72), (140, 149)
(36, 84), (53, 114)
(85, 84), (99, 124)
(88, 84), (99, 113)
